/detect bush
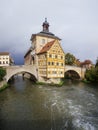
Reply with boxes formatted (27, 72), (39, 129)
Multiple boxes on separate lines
(0, 83), (9, 92)
(0, 67), (6, 81)
(85, 67), (98, 83)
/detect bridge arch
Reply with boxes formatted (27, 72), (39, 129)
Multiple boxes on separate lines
(7, 70), (37, 82)
(64, 70), (81, 79)
(6, 65), (37, 82)
(65, 65), (82, 79)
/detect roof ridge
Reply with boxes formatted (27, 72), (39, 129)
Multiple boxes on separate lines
(37, 40), (55, 54)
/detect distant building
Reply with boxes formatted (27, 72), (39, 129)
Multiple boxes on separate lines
(24, 18), (65, 83)
(80, 60), (92, 69)
(0, 52), (14, 67)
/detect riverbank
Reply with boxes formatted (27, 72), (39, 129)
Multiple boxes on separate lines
(82, 79), (98, 86)
(0, 81), (9, 92)
(36, 80), (64, 87)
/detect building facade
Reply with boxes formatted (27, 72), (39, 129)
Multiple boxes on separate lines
(0, 52), (14, 67)
(38, 40), (65, 78)
(24, 19), (65, 83)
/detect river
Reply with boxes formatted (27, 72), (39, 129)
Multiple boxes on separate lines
(0, 76), (98, 130)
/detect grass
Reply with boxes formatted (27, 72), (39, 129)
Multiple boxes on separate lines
(0, 83), (9, 92)
(82, 79), (91, 84)
(36, 81), (46, 85)
(36, 80), (64, 87)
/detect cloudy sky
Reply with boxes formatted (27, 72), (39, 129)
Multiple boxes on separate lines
(0, 0), (98, 64)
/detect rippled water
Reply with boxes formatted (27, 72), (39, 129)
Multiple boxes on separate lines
(0, 76), (98, 130)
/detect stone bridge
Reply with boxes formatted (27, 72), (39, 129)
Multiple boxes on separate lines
(5, 65), (86, 82)
(5, 65), (37, 82)
(65, 65), (86, 79)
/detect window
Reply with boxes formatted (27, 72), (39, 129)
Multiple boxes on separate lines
(0, 61), (1, 64)
(44, 54), (46, 58)
(61, 63), (63, 66)
(3, 61), (5, 64)
(52, 62), (54, 65)
(57, 62), (59, 66)
(52, 71), (57, 74)
(61, 56), (63, 59)
(48, 62), (50, 65)
(6, 61), (8, 64)
(55, 55), (57, 58)
(58, 55), (60, 59)
(49, 54), (52, 58)
(55, 71), (57, 74)
(52, 54), (55, 58)
(42, 39), (45, 44)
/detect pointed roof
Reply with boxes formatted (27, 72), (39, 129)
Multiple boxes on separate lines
(42, 18), (49, 32)
(37, 40), (55, 54)
(80, 60), (92, 65)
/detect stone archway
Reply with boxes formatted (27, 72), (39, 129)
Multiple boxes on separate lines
(6, 65), (37, 82)
(7, 71), (37, 82)
(64, 70), (81, 80)
(65, 65), (84, 79)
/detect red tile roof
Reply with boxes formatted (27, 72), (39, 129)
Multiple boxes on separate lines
(80, 60), (92, 65)
(37, 40), (55, 54)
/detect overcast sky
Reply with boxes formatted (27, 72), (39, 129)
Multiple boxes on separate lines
(0, 0), (98, 64)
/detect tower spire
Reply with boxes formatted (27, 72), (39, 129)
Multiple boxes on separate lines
(45, 17), (47, 22)
(42, 18), (49, 32)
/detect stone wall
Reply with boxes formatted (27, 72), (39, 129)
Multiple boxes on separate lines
(38, 76), (61, 84)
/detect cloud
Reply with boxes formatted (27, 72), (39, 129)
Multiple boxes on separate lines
(0, 0), (98, 64)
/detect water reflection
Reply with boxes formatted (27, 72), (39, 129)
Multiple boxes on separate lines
(0, 76), (98, 130)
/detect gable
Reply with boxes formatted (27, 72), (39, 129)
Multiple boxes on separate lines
(37, 40), (55, 54)
(48, 40), (65, 55)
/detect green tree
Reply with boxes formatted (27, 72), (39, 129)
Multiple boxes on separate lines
(95, 57), (98, 68)
(65, 53), (76, 65)
(85, 67), (95, 82)
(85, 58), (98, 83)
(0, 67), (6, 81)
